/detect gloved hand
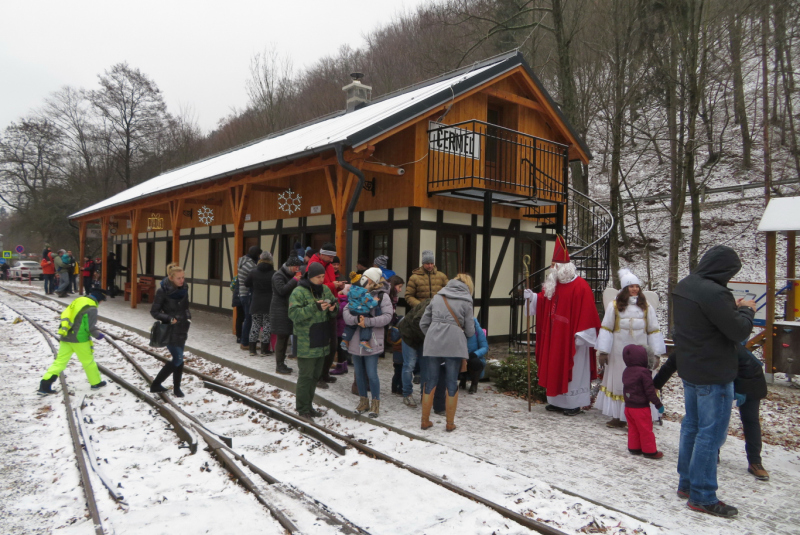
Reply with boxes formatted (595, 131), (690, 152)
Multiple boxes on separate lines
(468, 352), (478, 361)
(523, 288), (535, 301)
(597, 352), (609, 367)
(94, 333), (105, 340)
(735, 392), (746, 407)
(657, 405), (665, 414)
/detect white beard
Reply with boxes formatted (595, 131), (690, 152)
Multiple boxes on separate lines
(543, 262), (578, 300)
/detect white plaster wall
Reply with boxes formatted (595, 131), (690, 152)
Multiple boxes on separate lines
(520, 220), (539, 233)
(492, 216), (511, 230)
(393, 228), (408, 290)
(180, 228), (192, 236)
(263, 220), (277, 229)
(420, 230), (436, 264)
(364, 209), (389, 222)
(545, 238), (555, 267)
(487, 306), (510, 336)
(420, 208), (437, 222)
(193, 284), (208, 306)
(244, 222), (258, 231)
(394, 207), (408, 220)
(306, 215), (330, 226)
(154, 241), (167, 276)
(211, 225), (222, 233)
(283, 218), (299, 228)
(209, 285), (221, 310)
(443, 212), (472, 226)
(181, 239), (192, 275)
(491, 235), (515, 299)
(193, 239), (209, 280)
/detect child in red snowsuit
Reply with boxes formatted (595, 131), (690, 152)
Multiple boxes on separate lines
(622, 344), (664, 459)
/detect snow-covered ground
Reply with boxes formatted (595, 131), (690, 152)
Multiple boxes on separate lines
(2, 284), (799, 535)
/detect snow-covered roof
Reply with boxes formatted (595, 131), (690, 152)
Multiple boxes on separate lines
(71, 51), (590, 219)
(757, 196), (800, 231)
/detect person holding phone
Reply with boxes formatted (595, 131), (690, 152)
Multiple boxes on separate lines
(288, 262), (338, 420)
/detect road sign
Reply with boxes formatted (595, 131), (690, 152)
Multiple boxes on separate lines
(15, 245), (24, 254)
(0, 259), (5, 265)
(2, 251), (11, 259)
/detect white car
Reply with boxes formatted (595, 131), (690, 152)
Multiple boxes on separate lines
(9, 260), (44, 280)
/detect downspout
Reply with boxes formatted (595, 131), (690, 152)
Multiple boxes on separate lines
(335, 143), (365, 269)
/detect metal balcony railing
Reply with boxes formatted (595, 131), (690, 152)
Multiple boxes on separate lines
(427, 120), (568, 208)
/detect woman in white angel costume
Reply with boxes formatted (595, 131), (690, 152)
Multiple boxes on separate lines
(595, 269), (666, 428)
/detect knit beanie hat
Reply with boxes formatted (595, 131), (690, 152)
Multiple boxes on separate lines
(421, 250), (434, 264)
(285, 251), (303, 267)
(374, 255), (389, 269)
(360, 267), (383, 286)
(333, 256), (341, 264)
(306, 262), (326, 279)
(247, 245), (262, 262)
(89, 288), (107, 302)
(618, 268), (641, 289)
(259, 251), (273, 263)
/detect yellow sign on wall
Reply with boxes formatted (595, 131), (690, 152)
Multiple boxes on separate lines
(148, 213), (165, 230)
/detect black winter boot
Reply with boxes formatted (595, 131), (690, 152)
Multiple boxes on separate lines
(37, 376), (57, 395)
(150, 364), (173, 393)
(468, 370), (481, 394)
(173, 365), (185, 398)
(459, 374), (468, 390)
(261, 342), (273, 356)
(249, 342), (257, 356)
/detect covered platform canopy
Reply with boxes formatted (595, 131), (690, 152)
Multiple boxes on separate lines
(757, 196), (798, 379)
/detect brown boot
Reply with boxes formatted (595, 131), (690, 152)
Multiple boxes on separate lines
(445, 390), (459, 432)
(354, 396), (369, 414)
(421, 387), (435, 430)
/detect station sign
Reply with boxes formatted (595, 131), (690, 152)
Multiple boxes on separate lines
(429, 121), (481, 160)
(2, 251), (11, 259)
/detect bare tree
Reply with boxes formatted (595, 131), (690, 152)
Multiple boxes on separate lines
(90, 63), (170, 189)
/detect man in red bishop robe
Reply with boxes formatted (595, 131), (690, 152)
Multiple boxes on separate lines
(524, 235), (601, 415)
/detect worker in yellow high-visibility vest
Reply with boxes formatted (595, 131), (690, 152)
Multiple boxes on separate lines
(38, 289), (107, 395)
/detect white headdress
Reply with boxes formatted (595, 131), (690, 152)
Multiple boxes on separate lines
(618, 268), (641, 289)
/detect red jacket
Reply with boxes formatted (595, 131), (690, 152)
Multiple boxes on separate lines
(307, 253), (338, 295)
(81, 260), (95, 278)
(41, 252), (55, 275)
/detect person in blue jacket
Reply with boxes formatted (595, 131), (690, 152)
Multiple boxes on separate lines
(433, 317), (488, 413)
(460, 317), (488, 393)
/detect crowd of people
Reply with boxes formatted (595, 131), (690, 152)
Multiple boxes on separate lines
(38, 245), (126, 299)
(33, 234), (767, 521)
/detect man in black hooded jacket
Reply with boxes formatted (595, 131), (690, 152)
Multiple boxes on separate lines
(672, 245), (756, 518)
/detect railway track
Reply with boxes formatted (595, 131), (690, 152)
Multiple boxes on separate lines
(2, 284), (628, 535)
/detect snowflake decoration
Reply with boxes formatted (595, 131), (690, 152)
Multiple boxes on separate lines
(278, 188), (302, 215)
(197, 205), (214, 225)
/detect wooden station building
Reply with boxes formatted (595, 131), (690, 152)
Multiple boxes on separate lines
(70, 51), (592, 341)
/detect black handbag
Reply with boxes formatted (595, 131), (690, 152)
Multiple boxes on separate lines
(149, 321), (172, 348)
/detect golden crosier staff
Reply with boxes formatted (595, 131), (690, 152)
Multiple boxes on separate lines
(523, 254), (532, 412)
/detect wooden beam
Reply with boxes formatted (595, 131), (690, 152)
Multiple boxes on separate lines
(482, 87), (545, 113)
(250, 184), (285, 193)
(130, 209), (141, 309)
(765, 231), (776, 377)
(786, 231), (796, 321)
(184, 198), (223, 206)
(78, 221), (86, 294)
(100, 217), (109, 292)
(169, 199), (184, 264)
(361, 161), (405, 176)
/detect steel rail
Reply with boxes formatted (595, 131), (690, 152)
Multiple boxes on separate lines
(75, 401), (127, 505)
(0, 297), (106, 535)
(2, 286), (580, 535)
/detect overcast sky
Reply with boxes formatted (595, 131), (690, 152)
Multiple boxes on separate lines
(0, 0), (432, 134)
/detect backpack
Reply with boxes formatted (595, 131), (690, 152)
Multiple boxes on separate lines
(397, 298), (431, 347)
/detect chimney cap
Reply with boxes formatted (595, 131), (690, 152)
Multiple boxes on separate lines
(350, 72), (365, 82)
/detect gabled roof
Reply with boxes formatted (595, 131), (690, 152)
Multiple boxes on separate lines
(72, 51), (591, 219)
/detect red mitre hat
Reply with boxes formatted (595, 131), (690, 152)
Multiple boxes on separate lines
(552, 234), (570, 263)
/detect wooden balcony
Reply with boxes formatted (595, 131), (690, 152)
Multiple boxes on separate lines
(427, 120), (568, 208)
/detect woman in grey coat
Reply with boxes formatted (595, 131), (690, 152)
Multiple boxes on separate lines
(270, 251), (304, 375)
(343, 268), (394, 419)
(419, 274), (475, 432)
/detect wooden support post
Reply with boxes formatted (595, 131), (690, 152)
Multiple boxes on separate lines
(100, 217), (109, 292)
(480, 191), (493, 330)
(786, 231), (797, 321)
(78, 221), (86, 294)
(130, 209), (141, 309)
(765, 230), (777, 380)
(325, 166), (348, 267)
(229, 184), (251, 335)
(169, 199), (184, 264)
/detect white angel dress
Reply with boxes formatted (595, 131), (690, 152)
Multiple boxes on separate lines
(595, 296), (666, 422)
